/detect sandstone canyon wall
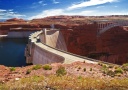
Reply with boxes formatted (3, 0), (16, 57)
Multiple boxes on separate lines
(61, 24), (128, 64)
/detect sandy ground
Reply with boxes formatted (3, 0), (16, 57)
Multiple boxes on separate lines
(0, 61), (128, 83)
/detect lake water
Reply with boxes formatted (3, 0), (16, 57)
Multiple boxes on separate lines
(0, 38), (28, 67)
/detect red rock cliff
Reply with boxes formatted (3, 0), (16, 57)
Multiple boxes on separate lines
(61, 24), (128, 64)
(61, 23), (97, 56)
(96, 26), (128, 64)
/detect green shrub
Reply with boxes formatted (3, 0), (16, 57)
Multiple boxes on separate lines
(78, 76), (82, 79)
(122, 63), (128, 67)
(98, 62), (103, 66)
(83, 68), (86, 72)
(78, 66), (81, 69)
(43, 64), (52, 70)
(122, 66), (128, 71)
(101, 64), (109, 74)
(115, 73), (122, 77)
(32, 64), (42, 70)
(122, 63), (128, 71)
(26, 69), (31, 74)
(102, 64), (108, 68)
(114, 66), (119, 69)
(106, 70), (115, 77)
(90, 68), (92, 71)
(108, 65), (114, 68)
(56, 66), (67, 76)
(10, 67), (16, 71)
(114, 67), (123, 74)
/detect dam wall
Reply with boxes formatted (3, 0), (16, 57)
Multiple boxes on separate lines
(32, 43), (64, 64)
(7, 31), (36, 38)
(39, 29), (67, 51)
(25, 30), (66, 64)
(25, 29), (98, 65)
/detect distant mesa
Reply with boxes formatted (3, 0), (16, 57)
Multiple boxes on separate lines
(6, 18), (26, 22)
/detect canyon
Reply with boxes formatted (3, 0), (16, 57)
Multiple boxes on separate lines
(0, 16), (128, 65)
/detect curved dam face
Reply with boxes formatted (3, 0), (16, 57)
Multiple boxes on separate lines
(32, 29), (67, 64)
(33, 43), (65, 64)
(40, 29), (67, 51)
(25, 29), (97, 65)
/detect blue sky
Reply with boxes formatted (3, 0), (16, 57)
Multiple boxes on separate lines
(0, 0), (128, 20)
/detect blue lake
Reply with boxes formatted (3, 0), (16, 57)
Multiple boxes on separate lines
(0, 38), (28, 67)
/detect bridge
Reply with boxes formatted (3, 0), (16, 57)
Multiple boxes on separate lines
(96, 20), (128, 36)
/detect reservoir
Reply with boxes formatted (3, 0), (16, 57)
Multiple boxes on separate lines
(0, 38), (28, 67)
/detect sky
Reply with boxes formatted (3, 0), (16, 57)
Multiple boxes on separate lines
(0, 0), (128, 20)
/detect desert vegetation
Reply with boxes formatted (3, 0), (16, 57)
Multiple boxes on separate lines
(0, 75), (128, 90)
(0, 62), (128, 90)
(42, 64), (52, 70)
(9, 67), (16, 72)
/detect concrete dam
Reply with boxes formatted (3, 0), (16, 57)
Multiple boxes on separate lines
(25, 28), (98, 65)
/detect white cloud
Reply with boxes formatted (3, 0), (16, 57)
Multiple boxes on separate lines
(32, 0), (47, 7)
(53, 0), (60, 4)
(67, 0), (118, 10)
(28, 9), (96, 20)
(96, 6), (105, 8)
(96, 12), (128, 16)
(114, 6), (118, 7)
(28, 0), (128, 20)
(0, 13), (5, 15)
(29, 9), (64, 19)
(38, 0), (43, 4)
(0, 9), (7, 12)
(0, 9), (26, 19)
(42, 4), (47, 6)
(28, 7), (128, 20)
(8, 9), (13, 11)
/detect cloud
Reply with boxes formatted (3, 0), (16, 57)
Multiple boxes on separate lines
(53, 0), (60, 4)
(96, 11), (128, 16)
(28, 0), (127, 20)
(0, 9), (7, 12)
(28, 9), (96, 20)
(114, 6), (118, 7)
(31, 0), (47, 8)
(0, 9), (26, 19)
(38, 0), (47, 5)
(29, 9), (63, 19)
(67, 0), (118, 10)
(8, 9), (13, 11)
(28, 7), (128, 20)
(96, 6), (105, 8)
(38, 0), (43, 4)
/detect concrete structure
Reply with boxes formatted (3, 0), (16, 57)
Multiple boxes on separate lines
(39, 29), (67, 51)
(0, 35), (7, 38)
(96, 20), (128, 35)
(25, 28), (98, 65)
(7, 30), (37, 38)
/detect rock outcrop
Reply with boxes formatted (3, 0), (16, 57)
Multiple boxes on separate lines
(6, 18), (26, 22)
(96, 26), (128, 64)
(61, 24), (128, 64)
